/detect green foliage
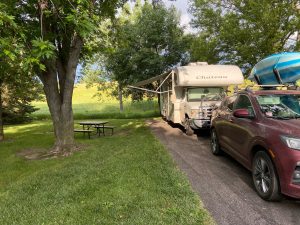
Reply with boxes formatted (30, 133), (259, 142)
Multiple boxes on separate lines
(0, 4), (22, 72)
(82, 2), (188, 102)
(108, 2), (188, 85)
(3, 99), (37, 124)
(65, 9), (96, 38)
(0, 120), (214, 224)
(31, 39), (56, 60)
(3, 0), (125, 70)
(187, 33), (220, 64)
(0, 5), (42, 126)
(190, 0), (300, 74)
(1, 77), (43, 125)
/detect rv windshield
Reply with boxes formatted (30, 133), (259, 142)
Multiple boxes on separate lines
(187, 88), (224, 102)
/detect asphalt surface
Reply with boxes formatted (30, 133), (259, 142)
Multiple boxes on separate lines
(148, 119), (300, 225)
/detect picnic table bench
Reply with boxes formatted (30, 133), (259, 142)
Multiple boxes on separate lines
(95, 125), (115, 136)
(74, 129), (94, 139)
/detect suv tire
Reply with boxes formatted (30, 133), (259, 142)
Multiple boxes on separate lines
(252, 151), (282, 201)
(210, 129), (222, 155)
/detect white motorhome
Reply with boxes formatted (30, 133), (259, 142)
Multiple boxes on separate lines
(129, 62), (244, 135)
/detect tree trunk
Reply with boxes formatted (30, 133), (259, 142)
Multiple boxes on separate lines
(41, 66), (74, 152)
(0, 84), (4, 142)
(39, 36), (83, 153)
(118, 84), (124, 112)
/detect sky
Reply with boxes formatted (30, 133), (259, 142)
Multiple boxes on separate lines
(128, 0), (195, 33)
(163, 0), (194, 33)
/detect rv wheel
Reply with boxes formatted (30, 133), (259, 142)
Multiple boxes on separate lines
(184, 118), (194, 136)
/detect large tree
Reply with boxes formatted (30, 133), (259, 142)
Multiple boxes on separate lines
(108, 1), (188, 85)
(0, 4), (41, 141)
(190, 0), (300, 73)
(2, 0), (125, 152)
(82, 1), (188, 110)
(0, 6), (16, 141)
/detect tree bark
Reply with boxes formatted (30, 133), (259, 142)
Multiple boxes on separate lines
(39, 36), (83, 153)
(0, 83), (4, 142)
(41, 67), (75, 152)
(118, 83), (124, 112)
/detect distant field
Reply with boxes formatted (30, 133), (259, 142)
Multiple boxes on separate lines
(33, 83), (160, 119)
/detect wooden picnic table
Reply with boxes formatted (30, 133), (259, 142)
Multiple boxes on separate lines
(79, 121), (109, 136)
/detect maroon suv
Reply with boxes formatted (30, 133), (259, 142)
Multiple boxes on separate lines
(211, 88), (300, 201)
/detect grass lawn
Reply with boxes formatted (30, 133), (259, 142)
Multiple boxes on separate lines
(33, 84), (160, 119)
(0, 119), (214, 225)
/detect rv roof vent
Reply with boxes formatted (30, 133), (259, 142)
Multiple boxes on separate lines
(187, 62), (208, 66)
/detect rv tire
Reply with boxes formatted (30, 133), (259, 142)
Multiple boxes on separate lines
(184, 118), (194, 136)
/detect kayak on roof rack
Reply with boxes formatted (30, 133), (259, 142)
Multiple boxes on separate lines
(249, 52), (300, 85)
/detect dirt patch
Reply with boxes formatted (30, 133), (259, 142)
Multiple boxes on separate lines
(16, 148), (50, 160)
(16, 144), (87, 160)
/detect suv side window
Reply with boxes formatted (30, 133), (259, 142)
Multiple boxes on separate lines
(234, 95), (255, 116)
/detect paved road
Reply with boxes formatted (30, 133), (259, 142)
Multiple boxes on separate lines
(148, 119), (300, 225)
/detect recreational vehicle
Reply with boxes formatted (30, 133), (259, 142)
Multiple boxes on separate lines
(129, 62), (244, 135)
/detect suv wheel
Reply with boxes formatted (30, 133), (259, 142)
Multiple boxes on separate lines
(252, 151), (282, 201)
(210, 129), (222, 155)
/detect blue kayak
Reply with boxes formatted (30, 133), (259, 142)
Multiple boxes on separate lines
(249, 52), (300, 85)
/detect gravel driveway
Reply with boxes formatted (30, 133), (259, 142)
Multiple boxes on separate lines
(148, 119), (300, 225)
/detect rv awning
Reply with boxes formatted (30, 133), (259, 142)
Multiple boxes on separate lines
(133, 71), (170, 87)
(128, 71), (172, 94)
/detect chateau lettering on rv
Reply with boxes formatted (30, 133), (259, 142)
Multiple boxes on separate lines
(196, 75), (228, 79)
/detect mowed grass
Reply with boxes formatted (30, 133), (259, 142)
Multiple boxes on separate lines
(33, 84), (160, 119)
(0, 119), (214, 225)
